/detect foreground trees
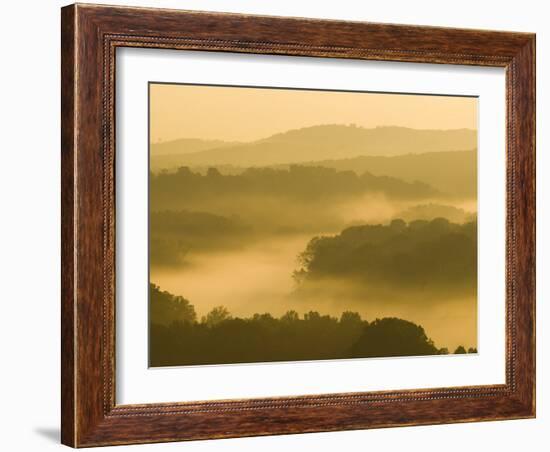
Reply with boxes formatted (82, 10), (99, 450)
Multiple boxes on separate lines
(149, 284), (474, 367)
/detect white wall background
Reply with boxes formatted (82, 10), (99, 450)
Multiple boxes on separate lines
(0, 1), (546, 450)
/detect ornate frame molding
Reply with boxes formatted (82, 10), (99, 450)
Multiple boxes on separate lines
(62, 4), (535, 447)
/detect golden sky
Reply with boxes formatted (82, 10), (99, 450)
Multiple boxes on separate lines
(150, 83), (477, 144)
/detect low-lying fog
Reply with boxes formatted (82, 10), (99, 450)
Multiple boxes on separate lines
(151, 232), (477, 352)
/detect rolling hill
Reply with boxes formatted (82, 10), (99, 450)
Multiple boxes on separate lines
(150, 125), (477, 170)
(294, 150), (477, 197)
(150, 138), (240, 171)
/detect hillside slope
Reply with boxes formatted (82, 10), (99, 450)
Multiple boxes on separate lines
(151, 125), (477, 169)
(295, 150), (477, 197)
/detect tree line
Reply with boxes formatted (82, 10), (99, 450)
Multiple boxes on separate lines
(294, 217), (477, 293)
(150, 165), (438, 210)
(150, 210), (251, 266)
(149, 284), (475, 367)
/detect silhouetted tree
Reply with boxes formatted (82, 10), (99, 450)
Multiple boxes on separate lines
(207, 167), (221, 177)
(340, 311), (363, 326)
(150, 283), (196, 326)
(349, 318), (437, 358)
(280, 310), (300, 323)
(389, 218), (407, 232)
(202, 306), (231, 327)
(149, 287), (471, 367)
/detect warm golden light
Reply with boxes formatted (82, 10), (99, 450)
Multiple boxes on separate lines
(148, 82), (478, 366)
(150, 83), (477, 145)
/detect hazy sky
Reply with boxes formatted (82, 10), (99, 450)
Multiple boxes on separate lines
(150, 83), (477, 144)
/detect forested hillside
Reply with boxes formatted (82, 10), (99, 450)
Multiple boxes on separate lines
(294, 218), (477, 298)
(296, 150), (476, 197)
(149, 284), (475, 366)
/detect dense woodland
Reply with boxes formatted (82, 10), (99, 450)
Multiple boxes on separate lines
(150, 165), (438, 207)
(150, 210), (251, 266)
(149, 165), (443, 266)
(294, 218), (477, 293)
(149, 284), (475, 366)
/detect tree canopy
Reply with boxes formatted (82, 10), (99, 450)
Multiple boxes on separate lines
(149, 283), (474, 367)
(294, 218), (477, 293)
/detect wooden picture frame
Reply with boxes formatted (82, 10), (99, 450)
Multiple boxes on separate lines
(61, 3), (535, 447)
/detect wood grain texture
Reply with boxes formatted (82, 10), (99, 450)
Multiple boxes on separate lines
(60, 3), (536, 447)
(60, 5), (76, 447)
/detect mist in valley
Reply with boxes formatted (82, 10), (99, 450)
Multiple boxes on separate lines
(151, 234), (477, 352)
(150, 174), (478, 355)
(148, 83), (478, 366)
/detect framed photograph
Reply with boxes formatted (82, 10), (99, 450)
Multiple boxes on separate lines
(61, 3), (535, 447)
